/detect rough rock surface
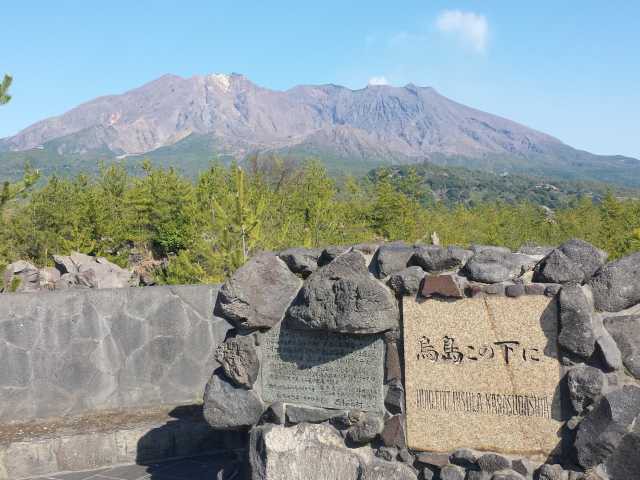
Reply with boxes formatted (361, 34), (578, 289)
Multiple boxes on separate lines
(595, 330), (624, 371)
(590, 252), (640, 312)
(557, 239), (608, 280)
(421, 274), (466, 298)
(567, 364), (606, 414)
(2, 260), (40, 292)
(604, 431), (640, 480)
(558, 285), (597, 359)
(373, 242), (415, 278)
(249, 423), (371, 480)
(286, 251), (399, 334)
(345, 412), (385, 444)
(477, 454), (511, 473)
(318, 246), (350, 266)
(360, 460), (418, 480)
(533, 249), (584, 284)
(278, 248), (321, 278)
(575, 385), (640, 468)
(603, 315), (640, 378)
(380, 415), (406, 449)
(216, 253), (302, 329)
(440, 464), (466, 480)
(285, 405), (344, 424)
(203, 371), (264, 429)
(409, 245), (472, 272)
(215, 335), (260, 388)
(387, 266), (425, 296)
(464, 248), (534, 283)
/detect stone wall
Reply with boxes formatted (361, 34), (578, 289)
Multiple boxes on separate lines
(0, 284), (231, 423)
(204, 241), (640, 480)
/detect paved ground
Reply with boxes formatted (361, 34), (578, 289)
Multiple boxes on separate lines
(28, 452), (243, 480)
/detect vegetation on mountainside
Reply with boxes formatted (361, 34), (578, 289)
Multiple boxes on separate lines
(1, 159), (640, 284)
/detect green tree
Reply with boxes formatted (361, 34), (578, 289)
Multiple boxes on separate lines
(0, 74), (12, 105)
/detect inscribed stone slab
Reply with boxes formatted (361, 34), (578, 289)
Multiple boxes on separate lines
(403, 295), (564, 456)
(260, 323), (384, 411)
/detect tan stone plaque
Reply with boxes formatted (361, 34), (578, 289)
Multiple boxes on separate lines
(403, 295), (564, 456)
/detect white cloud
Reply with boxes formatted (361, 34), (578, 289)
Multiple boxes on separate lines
(368, 76), (389, 86)
(436, 9), (488, 53)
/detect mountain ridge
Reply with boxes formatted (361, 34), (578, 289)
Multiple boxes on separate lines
(1, 73), (639, 187)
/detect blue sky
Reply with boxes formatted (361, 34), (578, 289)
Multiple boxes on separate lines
(2, 1), (639, 158)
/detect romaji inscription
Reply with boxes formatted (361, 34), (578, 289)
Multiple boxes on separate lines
(403, 295), (565, 457)
(259, 323), (384, 411)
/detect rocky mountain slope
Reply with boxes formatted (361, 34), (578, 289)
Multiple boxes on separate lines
(1, 73), (638, 186)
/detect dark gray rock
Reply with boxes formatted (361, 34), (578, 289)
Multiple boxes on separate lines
(590, 252), (640, 312)
(545, 284), (562, 296)
(464, 249), (534, 283)
(421, 466), (436, 480)
(535, 464), (566, 480)
(385, 333), (402, 383)
(345, 412), (384, 444)
(262, 401), (286, 425)
(491, 470), (525, 480)
(278, 247), (321, 278)
(450, 448), (477, 469)
(559, 239), (608, 280)
(376, 446), (398, 462)
(285, 405), (343, 424)
(318, 245), (350, 266)
(533, 249), (584, 284)
(511, 458), (535, 478)
(575, 385), (640, 468)
(409, 245), (472, 272)
(471, 245), (512, 255)
(505, 283), (525, 298)
(203, 371), (264, 429)
(518, 244), (554, 256)
(466, 472), (490, 480)
(397, 448), (414, 465)
(558, 285), (597, 359)
(360, 460), (418, 480)
(567, 364), (606, 414)
(286, 250), (399, 334)
(387, 266), (425, 296)
(604, 431), (640, 480)
(215, 335), (259, 388)
(215, 253), (302, 329)
(477, 454), (511, 473)
(440, 464), (466, 480)
(373, 242), (415, 278)
(385, 382), (404, 415)
(603, 315), (640, 378)
(596, 331), (624, 371)
(380, 414), (406, 449)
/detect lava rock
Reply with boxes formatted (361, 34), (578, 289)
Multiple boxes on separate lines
(345, 412), (384, 444)
(387, 266), (425, 296)
(536, 464), (566, 480)
(491, 470), (525, 480)
(595, 330), (624, 371)
(285, 405), (344, 424)
(215, 335), (260, 388)
(525, 283), (547, 295)
(286, 250), (399, 334)
(376, 446), (398, 462)
(440, 464), (466, 480)
(409, 245), (472, 272)
(477, 454), (511, 473)
(604, 431), (640, 480)
(464, 248), (534, 283)
(575, 385), (640, 468)
(505, 283), (525, 298)
(603, 315), (640, 378)
(215, 253), (302, 329)
(415, 451), (450, 468)
(533, 249), (584, 284)
(318, 246), (350, 266)
(360, 460), (418, 480)
(2, 260), (40, 292)
(262, 401), (286, 425)
(511, 458), (536, 478)
(558, 285), (597, 359)
(450, 448), (477, 469)
(278, 247), (321, 278)
(559, 239), (608, 281)
(567, 364), (606, 414)
(590, 252), (640, 312)
(203, 371), (264, 429)
(384, 382), (404, 415)
(373, 242), (415, 278)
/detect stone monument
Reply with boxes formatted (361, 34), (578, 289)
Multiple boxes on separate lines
(403, 295), (564, 456)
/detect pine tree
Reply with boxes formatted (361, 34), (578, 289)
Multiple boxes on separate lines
(0, 75), (12, 105)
